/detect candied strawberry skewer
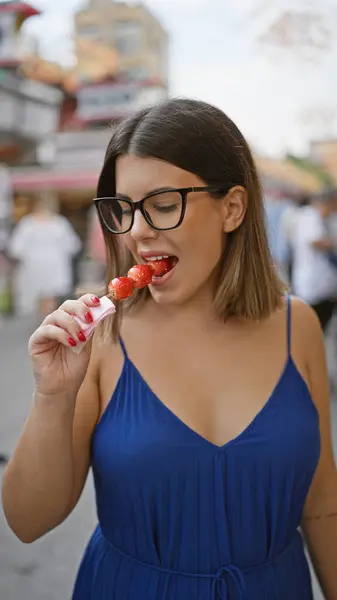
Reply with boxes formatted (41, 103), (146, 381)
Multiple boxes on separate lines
(71, 258), (173, 354)
(128, 264), (155, 288)
(107, 258), (173, 300)
(108, 276), (135, 301)
(107, 264), (154, 301)
(148, 259), (172, 277)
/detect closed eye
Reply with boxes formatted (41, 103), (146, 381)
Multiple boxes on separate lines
(153, 203), (180, 213)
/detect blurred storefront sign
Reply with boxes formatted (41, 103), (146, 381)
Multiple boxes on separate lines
(10, 167), (99, 191)
(52, 129), (110, 167)
(77, 81), (167, 123)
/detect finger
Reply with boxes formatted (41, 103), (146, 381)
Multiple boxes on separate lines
(46, 310), (87, 344)
(60, 295), (101, 325)
(29, 324), (79, 352)
(78, 294), (101, 307)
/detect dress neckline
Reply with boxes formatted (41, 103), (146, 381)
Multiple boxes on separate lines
(115, 355), (313, 452)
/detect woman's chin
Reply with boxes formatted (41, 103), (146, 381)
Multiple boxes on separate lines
(148, 283), (197, 308)
(149, 288), (179, 305)
(148, 283), (183, 306)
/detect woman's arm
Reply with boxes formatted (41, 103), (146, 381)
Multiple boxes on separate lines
(296, 300), (337, 599)
(2, 344), (100, 543)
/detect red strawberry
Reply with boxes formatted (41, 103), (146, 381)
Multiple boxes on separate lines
(108, 277), (135, 300)
(148, 257), (172, 277)
(127, 264), (154, 289)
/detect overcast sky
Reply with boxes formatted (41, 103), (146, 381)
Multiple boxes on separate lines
(21, 0), (337, 156)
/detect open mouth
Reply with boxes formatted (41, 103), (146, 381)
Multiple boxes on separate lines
(143, 255), (179, 280)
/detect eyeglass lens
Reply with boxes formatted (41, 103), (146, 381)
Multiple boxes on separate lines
(99, 191), (184, 233)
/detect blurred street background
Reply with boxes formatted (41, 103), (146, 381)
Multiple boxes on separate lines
(1, 0), (337, 598)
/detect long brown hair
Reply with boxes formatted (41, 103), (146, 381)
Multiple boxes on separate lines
(96, 98), (286, 340)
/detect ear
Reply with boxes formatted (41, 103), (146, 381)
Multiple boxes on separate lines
(222, 186), (247, 233)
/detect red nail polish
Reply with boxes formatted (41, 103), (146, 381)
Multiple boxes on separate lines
(84, 311), (93, 324)
(78, 330), (86, 343)
(91, 296), (100, 304)
(68, 337), (77, 347)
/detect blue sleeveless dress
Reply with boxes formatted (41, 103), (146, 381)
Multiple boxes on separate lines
(72, 297), (321, 599)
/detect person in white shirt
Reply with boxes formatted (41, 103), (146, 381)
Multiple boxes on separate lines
(8, 196), (82, 317)
(292, 192), (337, 331)
(281, 194), (310, 287)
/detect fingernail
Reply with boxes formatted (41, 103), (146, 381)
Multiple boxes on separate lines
(68, 337), (77, 347)
(84, 311), (93, 324)
(91, 296), (100, 304)
(78, 330), (86, 343)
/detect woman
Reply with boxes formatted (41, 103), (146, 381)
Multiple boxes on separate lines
(2, 99), (337, 599)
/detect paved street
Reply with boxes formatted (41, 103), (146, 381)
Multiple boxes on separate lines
(0, 315), (336, 600)
(0, 317), (96, 600)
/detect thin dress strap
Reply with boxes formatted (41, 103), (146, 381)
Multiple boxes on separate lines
(118, 335), (128, 361)
(286, 295), (292, 357)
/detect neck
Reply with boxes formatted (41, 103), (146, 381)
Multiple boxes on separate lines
(34, 209), (52, 219)
(146, 280), (219, 328)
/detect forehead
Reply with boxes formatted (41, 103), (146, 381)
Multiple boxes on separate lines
(115, 155), (202, 197)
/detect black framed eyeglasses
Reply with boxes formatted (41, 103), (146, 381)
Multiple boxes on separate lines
(94, 186), (229, 234)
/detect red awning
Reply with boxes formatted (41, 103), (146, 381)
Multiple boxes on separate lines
(0, 2), (41, 17)
(11, 169), (99, 191)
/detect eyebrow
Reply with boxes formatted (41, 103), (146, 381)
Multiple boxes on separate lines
(115, 186), (178, 202)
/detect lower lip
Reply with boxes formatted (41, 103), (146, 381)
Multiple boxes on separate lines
(149, 263), (177, 287)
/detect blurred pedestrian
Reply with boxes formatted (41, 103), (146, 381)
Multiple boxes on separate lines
(0, 453), (8, 465)
(292, 192), (337, 331)
(3, 99), (337, 599)
(281, 194), (310, 287)
(7, 195), (81, 318)
(265, 191), (294, 283)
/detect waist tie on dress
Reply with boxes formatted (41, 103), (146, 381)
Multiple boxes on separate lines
(99, 527), (300, 600)
(211, 565), (244, 599)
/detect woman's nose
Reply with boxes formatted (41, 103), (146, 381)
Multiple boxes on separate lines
(130, 209), (158, 242)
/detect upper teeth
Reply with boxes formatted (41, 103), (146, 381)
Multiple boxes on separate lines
(145, 255), (170, 261)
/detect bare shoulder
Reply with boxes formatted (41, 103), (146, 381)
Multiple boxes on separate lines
(285, 295), (326, 393)
(290, 295), (323, 355)
(290, 295), (321, 332)
(289, 295), (329, 402)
